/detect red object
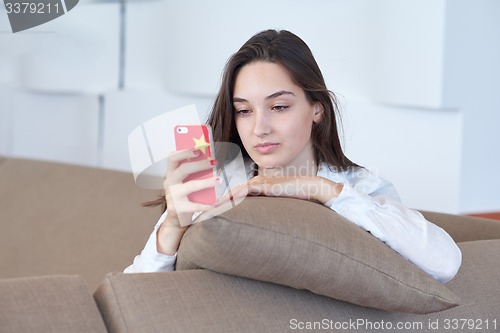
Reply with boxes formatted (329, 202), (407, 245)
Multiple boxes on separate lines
(174, 125), (216, 205)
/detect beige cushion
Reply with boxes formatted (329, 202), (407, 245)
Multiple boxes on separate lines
(421, 210), (500, 243)
(0, 157), (159, 291)
(95, 240), (500, 333)
(0, 275), (107, 333)
(177, 197), (459, 314)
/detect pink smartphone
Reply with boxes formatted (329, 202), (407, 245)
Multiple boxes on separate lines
(174, 124), (216, 205)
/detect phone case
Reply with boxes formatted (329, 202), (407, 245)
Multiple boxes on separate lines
(174, 124), (216, 205)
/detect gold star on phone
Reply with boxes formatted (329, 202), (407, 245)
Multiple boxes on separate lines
(193, 135), (210, 155)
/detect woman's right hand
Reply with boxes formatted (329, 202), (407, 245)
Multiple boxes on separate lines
(156, 148), (218, 255)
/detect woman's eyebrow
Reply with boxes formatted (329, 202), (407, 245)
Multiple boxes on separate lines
(233, 97), (247, 103)
(233, 90), (295, 103)
(266, 90), (295, 100)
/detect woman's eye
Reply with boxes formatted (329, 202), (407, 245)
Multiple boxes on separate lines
(236, 109), (252, 116)
(272, 105), (289, 112)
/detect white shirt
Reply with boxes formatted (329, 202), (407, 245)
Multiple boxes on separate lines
(125, 161), (462, 283)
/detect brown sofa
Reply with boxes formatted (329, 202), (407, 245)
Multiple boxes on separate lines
(1, 157), (500, 333)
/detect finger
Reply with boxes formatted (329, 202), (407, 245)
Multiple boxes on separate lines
(248, 181), (288, 197)
(166, 148), (202, 173)
(216, 182), (249, 206)
(169, 195), (215, 212)
(232, 182), (251, 200)
(164, 156), (215, 188)
(245, 178), (267, 195)
(169, 195), (216, 220)
(247, 184), (267, 196)
(176, 159), (215, 180)
(182, 176), (220, 194)
(247, 178), (310, 199)
(198, 182), (251, 222)
(169, 177), (219, 212)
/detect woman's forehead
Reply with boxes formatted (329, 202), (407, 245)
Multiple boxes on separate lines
(233, 62), (302, 100)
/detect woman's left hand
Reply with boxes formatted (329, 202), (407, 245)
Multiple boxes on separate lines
(226, 175), (343, 205)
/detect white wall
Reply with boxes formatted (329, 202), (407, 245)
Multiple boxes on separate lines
(358, 0), (447, 108)
(125, 0), (448, 105)
(0, 88), (12, 156)
(442, 0), (500, 213)
(343, 99), (463, 213)
(8, 91), (100, 166)
(0, 0), (498, 214)
(101, 90), (212, 172)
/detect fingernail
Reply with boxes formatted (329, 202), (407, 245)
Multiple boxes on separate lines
(210, 159), (218, 166)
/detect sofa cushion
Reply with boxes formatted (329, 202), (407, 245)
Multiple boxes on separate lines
(0, 275), (107, 333)
(421, 211), (500, 243)
(177, 196), (459, 314)
(96, 239), (500, 333)
(97, 271), (303, 333)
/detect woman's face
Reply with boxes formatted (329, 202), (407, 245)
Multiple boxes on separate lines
(233, 61), (323, 176)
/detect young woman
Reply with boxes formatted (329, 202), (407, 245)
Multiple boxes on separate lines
(125, 29), (461, 283)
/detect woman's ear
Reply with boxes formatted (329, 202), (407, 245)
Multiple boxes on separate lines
(312, 102), (324, 123)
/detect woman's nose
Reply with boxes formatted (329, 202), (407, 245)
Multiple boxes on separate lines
(252, 110), (272, 137)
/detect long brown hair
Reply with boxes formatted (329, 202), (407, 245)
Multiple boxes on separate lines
(208, 29), (358, 170)
(145, 29), (359, 210)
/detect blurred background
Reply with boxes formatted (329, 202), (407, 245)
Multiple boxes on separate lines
(0, 0), (499, 215)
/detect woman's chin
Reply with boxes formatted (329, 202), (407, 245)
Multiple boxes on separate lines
(253, 159), (284, 170)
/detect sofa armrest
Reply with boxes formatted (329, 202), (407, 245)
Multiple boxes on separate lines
(421, 211), (500, 243)
(94, 271), (351, 333)
(95, 254), (500, 333)
(0, 275), (107, 333)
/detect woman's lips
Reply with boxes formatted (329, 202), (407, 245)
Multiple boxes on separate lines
(254, 142), (279, 154)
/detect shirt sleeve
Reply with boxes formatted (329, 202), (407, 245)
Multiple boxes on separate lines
(124, 211), (177, 273)
(324, 168), (462, 283)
